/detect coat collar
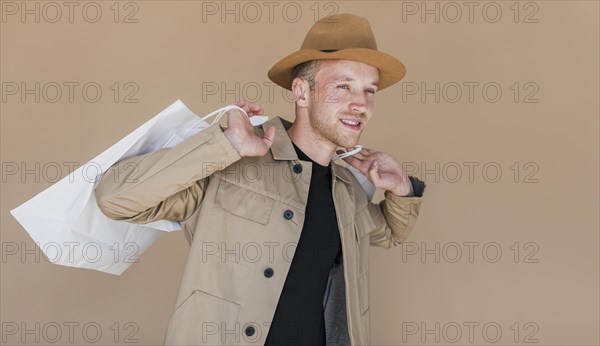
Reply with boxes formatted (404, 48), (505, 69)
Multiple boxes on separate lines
(262, 116), (352, 184)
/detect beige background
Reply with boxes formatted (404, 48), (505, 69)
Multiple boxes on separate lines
(1, 1), (598, 345)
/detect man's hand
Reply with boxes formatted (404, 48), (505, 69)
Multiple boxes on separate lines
(231, 99), (264, 116)
(338, 147), (414, 197)
(223, 100), (275, 157)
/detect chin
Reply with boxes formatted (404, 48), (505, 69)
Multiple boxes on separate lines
(328, 131), (360, 149)
(336, 140), (359, 149)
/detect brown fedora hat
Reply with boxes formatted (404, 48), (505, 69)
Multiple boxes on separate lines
(267, 13), (406, 91)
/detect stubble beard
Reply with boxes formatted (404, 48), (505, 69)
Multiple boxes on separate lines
(307, 102), (361, 149)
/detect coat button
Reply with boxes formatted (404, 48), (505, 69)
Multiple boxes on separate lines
(293, 163), (303, 174)
(283, 209), (294, 220)
(264, 268), (274, 278)
(245, 326), (255, 337)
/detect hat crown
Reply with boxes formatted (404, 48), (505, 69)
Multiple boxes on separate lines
(267, 13), (405, 91)
(300, 13), (378, 51)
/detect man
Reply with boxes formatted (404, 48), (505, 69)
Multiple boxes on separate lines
(95, 13), (425, 345)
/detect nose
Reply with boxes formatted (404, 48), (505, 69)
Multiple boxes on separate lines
(348, 92), (368, 114)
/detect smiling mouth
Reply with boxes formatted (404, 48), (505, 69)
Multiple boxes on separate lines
(340, 118), (362, 131)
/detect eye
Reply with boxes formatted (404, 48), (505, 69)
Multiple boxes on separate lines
(366, 88), (377, 94)
(337, 84), (350, 90)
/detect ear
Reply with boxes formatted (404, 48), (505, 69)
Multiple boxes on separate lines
(291, 77), (310, 108)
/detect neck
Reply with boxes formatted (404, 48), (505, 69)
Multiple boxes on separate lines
(286, 118), (336, 167)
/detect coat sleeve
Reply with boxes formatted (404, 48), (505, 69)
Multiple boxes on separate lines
(366, 176), (426, 248)
(94, 123), (241, 225)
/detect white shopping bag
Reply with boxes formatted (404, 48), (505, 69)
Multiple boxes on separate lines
(10, 100), (267, 275)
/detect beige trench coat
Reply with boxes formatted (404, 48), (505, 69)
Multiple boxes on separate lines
(95, 115), (424, 345)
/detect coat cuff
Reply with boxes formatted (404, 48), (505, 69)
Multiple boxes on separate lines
(408, 176), (426, 197)
(387, 176), (426, 199)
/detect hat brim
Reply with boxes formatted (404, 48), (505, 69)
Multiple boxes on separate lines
(267, 48), (406, 91)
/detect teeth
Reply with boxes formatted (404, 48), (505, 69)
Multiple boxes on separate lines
(341, 119), (359, 126)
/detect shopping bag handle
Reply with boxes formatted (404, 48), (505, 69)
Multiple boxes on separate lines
(332, 145), (363, 161)
(201, 105), (248, 126)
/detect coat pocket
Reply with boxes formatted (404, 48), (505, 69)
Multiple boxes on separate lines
(164, 289), (241, 345)
(214, 178), (274, 225)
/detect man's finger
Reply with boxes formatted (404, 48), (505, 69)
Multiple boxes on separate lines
(249, 104), (263, 114)
(343, 155), (368, 173)
(368, 160), (380, 186)
(228, 108), (246, 119)
(262, 126), (276, 149)
(233, 100), (256, 116)
(354, 151), (368, 160)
